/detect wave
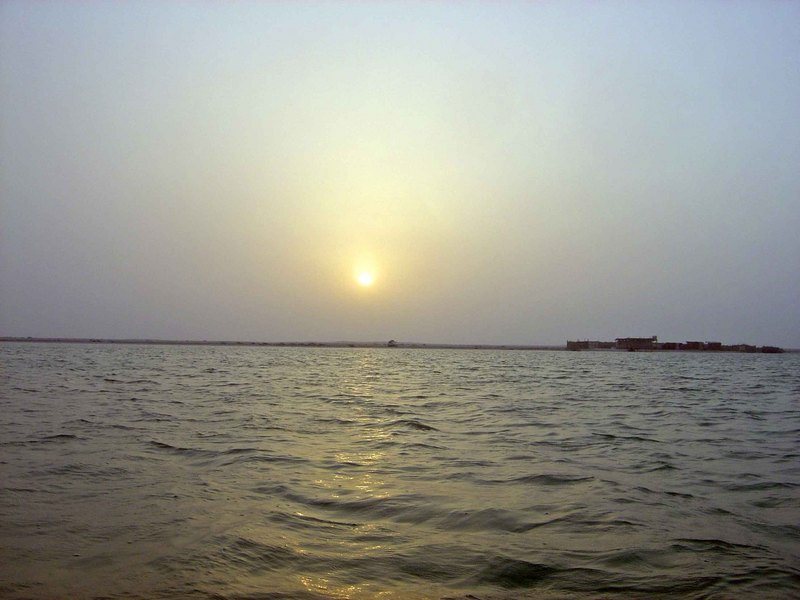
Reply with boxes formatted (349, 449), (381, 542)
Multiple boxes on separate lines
(385, 419), (439, 431)
(0, 433), (83, 446)
(592, 432), (662, 443)
(472, 557), (560, 587)
(102, 377), (159, 385)
(503, 473), (594, 485)
(147, 440), (306, 466)
(722, 480), (798, 492)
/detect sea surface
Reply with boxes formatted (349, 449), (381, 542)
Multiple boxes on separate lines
(1, 343), (798, 599)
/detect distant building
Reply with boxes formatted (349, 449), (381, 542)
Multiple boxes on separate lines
(615, 336), (657, 351)
(567, 340), (598, 350)
(730, 344), (757, 353)
(563, 336), (782, 353)
(566, 340), (615, 350)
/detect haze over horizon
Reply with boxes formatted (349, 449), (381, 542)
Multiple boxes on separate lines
(2, 1), (799, 347)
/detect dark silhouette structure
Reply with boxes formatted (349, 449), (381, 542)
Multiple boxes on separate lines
(615, 336), (658, 351)
(566, 336), (784, 353)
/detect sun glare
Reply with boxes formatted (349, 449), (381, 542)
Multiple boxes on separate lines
(356, 271), (374, 287)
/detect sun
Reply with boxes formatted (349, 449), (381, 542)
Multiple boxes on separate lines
(356, 271), (375, 287)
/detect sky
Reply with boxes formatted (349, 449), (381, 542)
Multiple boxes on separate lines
(1, 1), (798, 346)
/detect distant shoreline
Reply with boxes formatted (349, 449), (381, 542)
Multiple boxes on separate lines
(1, 337), (795, 352)
(0, 337), (563, 351)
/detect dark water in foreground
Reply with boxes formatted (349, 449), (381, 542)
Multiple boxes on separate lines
(1, 343), (798, 599)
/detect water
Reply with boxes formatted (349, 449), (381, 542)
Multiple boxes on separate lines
(1, 343), (798, 599)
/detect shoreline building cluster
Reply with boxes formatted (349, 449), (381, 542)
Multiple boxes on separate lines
(567, 336), (784, 353)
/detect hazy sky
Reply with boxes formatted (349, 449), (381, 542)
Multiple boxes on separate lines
(1, 1), (798, 346)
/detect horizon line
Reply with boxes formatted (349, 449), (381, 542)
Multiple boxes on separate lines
(1, 336), (795, 352)
(0, 336), (563, 350)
